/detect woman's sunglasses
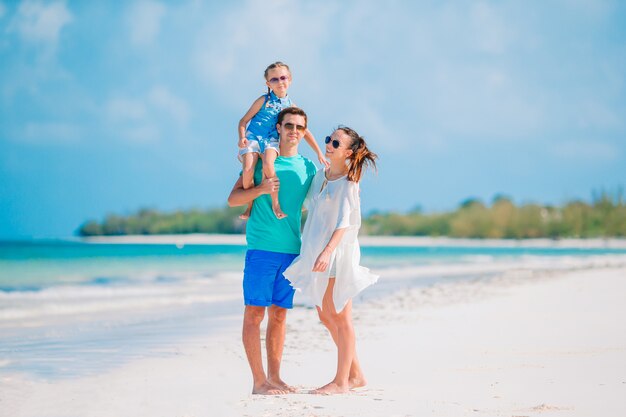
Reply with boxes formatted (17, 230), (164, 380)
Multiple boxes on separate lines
(283, 122), (306, 132)
(268, 75), (289, 84)
(325, 136), (340, 149)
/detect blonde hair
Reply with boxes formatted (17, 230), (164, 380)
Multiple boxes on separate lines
(337, 126), (378, 182)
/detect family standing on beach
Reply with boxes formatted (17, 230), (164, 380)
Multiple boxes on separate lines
(227, 62), (378, 395)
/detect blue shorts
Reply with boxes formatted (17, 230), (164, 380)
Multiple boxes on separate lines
(243, 249), (298, 308)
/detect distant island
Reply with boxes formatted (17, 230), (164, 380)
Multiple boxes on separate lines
(78, 191), (626, 239)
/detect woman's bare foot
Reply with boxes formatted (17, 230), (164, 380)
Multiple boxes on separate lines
(349, 375), (367, 390)
(252, 380), (288, 395)
(268, 378), (297, 393)
(272, 205), (287, 220)
(309, 381), (349, 395)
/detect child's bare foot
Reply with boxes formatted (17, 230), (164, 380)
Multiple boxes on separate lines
(309, 381), (349, 395)
(272, 205), (287, 220)
(268, 378), (297, 393)
(239, 207), (252, 220)
(252, 380), (288, 395)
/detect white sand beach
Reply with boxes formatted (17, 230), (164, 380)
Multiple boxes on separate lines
(2, 260), (625, 417)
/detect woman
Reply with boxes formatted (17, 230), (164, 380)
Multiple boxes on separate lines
(284, 126), (378, 394)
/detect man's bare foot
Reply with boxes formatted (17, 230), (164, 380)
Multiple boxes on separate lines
(252, 380), (288, 395)
(272, 206), (287, 220)
(349, 376), (367, 390)
(309, 381), (349, 395)
(268, 378), (297, 393)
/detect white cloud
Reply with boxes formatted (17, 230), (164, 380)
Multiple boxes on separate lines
(8, 0), (72, 46)
(576, 101), (624, 130)
(190, 1), (546, 143)
(18, 121), (81, 144)
(105, 96), (155, 143)
(125, 125), (160, 143)
(106, 97), (147, 122)
(551, 140), (619, 161)
(469, 2), (513, 54)
(127, 0), (166, 47)
(558, 0), (614, 19)
(192, 0), (335, 106)
(104, 86), (190, 143)
(148, 86), (190, 126)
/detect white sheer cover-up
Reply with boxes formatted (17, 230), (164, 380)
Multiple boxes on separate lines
(283, 169), (379, 312)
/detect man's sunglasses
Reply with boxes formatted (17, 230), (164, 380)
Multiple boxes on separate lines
(283, 122), (306, 132)
(325, 136), (340, 149)
(268, 75), (289, 84)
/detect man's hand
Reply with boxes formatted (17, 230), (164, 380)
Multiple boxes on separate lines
(238, 137), (248, 149)
(259, 177), (280, 195)
(312, 247), (333, 272)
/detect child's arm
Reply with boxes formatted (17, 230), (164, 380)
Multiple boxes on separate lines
(238, 96), (265, 148)
(303, 129), (330, 168)
(227, 175), (280, 207)
(311, 227), (348, 272)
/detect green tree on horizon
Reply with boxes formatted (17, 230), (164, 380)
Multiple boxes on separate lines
(78, 189), (626, 238)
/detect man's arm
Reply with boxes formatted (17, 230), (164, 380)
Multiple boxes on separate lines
(227, 175), (280, 207)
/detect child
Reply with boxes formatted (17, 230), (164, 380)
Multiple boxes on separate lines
(238, 61), (327, 220)
(283, 126), (378, 394)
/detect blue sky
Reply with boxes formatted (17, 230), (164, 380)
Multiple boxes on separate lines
(1, 0), (625, 238)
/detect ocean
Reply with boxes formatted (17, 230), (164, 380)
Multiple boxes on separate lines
(1, 239), (625, 378)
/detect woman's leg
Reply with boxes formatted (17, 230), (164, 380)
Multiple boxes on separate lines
(262, 149), (286, 219)
(239, 152), (259, 220)
(311, 278), (357, 394)
(316, 300), (367, 389)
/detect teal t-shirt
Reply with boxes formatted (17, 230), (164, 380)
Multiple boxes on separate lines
(246, 154), (317, 254)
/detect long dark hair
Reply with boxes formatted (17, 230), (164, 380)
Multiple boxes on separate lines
(337, 126), (377, 183)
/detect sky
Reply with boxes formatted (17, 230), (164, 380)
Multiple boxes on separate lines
(1, 0), (625, 238)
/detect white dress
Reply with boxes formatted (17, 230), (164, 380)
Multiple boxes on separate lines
(283, 169), (379, 312)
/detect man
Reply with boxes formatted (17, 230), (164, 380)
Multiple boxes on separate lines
(227, 107), (317, 395)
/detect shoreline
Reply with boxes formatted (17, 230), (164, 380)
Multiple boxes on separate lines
(75, 233), (626, 249)
(42, 233), (626, 249)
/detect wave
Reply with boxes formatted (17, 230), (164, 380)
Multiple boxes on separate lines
(0, 271), (242, 323)
(2, 255), (625, 326)
(367, 254), (626, 281)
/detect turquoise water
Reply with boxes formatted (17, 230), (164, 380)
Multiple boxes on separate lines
(0, 241), (247, 291)
(3, 239), (626, 291)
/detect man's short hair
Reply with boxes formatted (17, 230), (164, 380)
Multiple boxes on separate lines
(277, 107), (307, 127)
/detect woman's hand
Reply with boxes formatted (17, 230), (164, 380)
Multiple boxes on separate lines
(238, 137), (248, 149)
(312, 247), (333, 272)
(317, 152), (330, 168)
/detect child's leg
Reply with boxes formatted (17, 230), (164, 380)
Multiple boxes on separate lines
(239, 152), (259, 220)
(262, 149), (286, 219)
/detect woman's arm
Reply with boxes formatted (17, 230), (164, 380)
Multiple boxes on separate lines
(312, 227), (347, 272)
(237, 96), (265, 148)
(227, 175), (280, 207)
